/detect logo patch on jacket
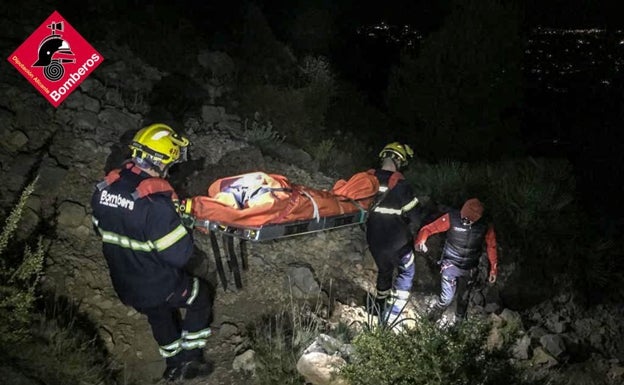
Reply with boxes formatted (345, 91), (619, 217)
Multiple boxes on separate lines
(100, 190), (135, 210)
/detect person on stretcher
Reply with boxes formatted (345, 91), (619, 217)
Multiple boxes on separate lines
(212, 172), (289, 210)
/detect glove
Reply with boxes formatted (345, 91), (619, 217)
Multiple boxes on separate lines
(488, 272), (497, 284)
(180, 212), (195, 229)
(415, 242), (428, 253)
(178, 199), (195, 229)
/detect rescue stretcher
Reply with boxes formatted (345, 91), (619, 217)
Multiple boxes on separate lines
(185, 171), (379, 289)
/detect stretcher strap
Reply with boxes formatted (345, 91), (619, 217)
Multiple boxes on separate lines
(336, 195), (370, 223)
(300, 190), (320, 222)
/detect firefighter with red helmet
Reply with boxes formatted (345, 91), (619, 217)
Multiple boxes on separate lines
(366, 142), (424, 327)
(415, 198), (498, 324)
(91, 123), (212, 382)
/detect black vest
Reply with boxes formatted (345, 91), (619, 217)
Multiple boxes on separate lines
(442, 210), (488, 269)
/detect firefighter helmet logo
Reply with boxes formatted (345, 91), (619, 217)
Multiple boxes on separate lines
(7, 11), (103, 107)
(32, 21), (76, 82)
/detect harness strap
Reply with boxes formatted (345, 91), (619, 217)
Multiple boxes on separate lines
(96, 169), (121, 191)
(367, 169), (404, 189)
(131, 178), (178, 200)
(96, 163), (145, 190)
(387, 171), (404, 189)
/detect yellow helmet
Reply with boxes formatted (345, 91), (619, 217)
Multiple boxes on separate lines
(379, 142), (414, 168)
(129, 123), (190, 166)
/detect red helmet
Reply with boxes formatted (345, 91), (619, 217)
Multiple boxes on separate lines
(461, 198), (484, 222)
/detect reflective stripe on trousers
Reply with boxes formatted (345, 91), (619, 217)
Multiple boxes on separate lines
(181, 327), (212, 350)
(387, 288), (410, 316)
(159, 338), (183, 358)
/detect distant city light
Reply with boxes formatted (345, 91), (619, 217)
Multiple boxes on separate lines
(356, 21), (423, 47)
(356, 24), (621, 89)
(528, 27), (622, 89)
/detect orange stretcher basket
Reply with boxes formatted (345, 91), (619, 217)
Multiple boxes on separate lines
(190, 170), (379, 241)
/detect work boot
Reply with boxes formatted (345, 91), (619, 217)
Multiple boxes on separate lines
(162, 364), (184, 383)
(453, 313), (466, 327)
(162, 360), (214, 383)
(179, 360), (214, 380)
(425, 303), (444, 322)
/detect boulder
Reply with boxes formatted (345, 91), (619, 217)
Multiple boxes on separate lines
(296, 352), (347, 385)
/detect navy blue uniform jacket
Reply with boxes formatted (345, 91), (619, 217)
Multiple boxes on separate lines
(91, 166), (193, 308)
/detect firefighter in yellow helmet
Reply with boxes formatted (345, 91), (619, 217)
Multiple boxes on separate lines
(378, 142), (414, 170)
(129, 123), (190, 177)
(366, 142), (424, 329)
(91, 124), (213, 382)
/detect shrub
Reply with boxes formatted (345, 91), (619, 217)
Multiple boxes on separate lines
(237, 85), (312, 148)
(243, 117), (286, 151)
(300, 55), (335, 128)
(311, 138), (335, 168)
(569, 239), (624, 304)
(17, 298), (116, 385)
(248, 305), (324, 385)
(0, 177), (44, 345)
(342, 318), (536, 385)
(248, 277), (341, 385)
(0, 178), (116, 384)
(236, 55), (337, 161)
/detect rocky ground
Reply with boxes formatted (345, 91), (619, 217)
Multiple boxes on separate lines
(182, 229), (374, 385)
(87, 221), (443, 385)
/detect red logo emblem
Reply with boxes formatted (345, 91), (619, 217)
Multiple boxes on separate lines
(7, 11), (104, 107)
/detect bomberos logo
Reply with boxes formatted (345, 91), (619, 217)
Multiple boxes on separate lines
(7, 10), (104, 107)
(100, 190), (135, 211)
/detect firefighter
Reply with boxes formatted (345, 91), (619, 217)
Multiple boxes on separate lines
(366, 142), (423, 327)
(91, 123), (213, 382)
(415, 198), (498, 324)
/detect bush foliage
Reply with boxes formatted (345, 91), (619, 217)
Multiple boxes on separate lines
(0, 177), (44, 345)
(248, 307), (323, 385)
(0, 178), (116, 384)
(342, 318), (535, 385)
